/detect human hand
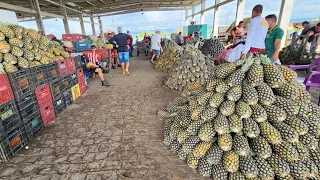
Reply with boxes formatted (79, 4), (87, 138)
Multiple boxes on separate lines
(127, 45), (130, 49)
(271, 54), (278, 61)
(241, 53), (246, 60)
(160, 48), (163, 52)
(116, 45), (119, 48)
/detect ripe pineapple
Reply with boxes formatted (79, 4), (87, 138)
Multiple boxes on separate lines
(256, 83), (275, 105)
(226, 85), (242, 102)
(289, 161), (309, 180)
(0, 41), (11, 53)
(60, 51), (69, 58)
(191, 106), (204, 121)
(0, 32), (4, 41)
(206, 144), (223, 165)
(272, 121), (299, 143)
(9, 38), (23, 48)
(273, 142), (299, 162)
(186, 153), (201, 169)
(299, 134), (318, 150)
(192, 141), (211, 158)
(198, 122), (215, 142)
(201, 106), (218, 121)
(232, 135), (250, 156)
(263, 105), (287, 122)
(229, 172), (246, 180)
(197, 92), (213, 106)
(263, 63), (285, 88)
(219, 100), (235, 116)
(267, 154), (290, 178)
(223, 150), (239, 172)
(254, 157), (275, 180)
(214, 114), (230, 135)
(29, 61), (41, 67)
(197, 158), (213, 177)
(243, 118), (260, 138)
(274, 81), (299, 100)
(209, 93), (225, 108)
(27, 28), (40, 41)
(250, 104), (267, 123)
(4, 63), (18, 73)
(242, 84), (259, 105)
(4, 53), (17, 64)
(11, 46), (23, 57)
(23, 49), (34, 61)
(0, 25), (15, 38)
(235, 101), (252, 119)
(17, 57), (29, 68)
(250, 136), (272, 159)
(292, 142), (309, 161)
(181, 136), (201, 153)
(218, 134), (232, 151)
(0, 53), (3, 62)
(211, 163), (228, 180)
(284, 116), (309, 135)
(239, 155), (259, 178)
(187, 81), (201, 91)
(259, 122), (282, 144)
(277, 65), (297, 82)
(215, 63), (237, 79)
(229, 114), (243, 133)
(273, 96), (299, 116)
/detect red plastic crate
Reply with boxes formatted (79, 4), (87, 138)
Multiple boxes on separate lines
(79, 81), (86, 95)
(77, 68), (85, 84)
(0, 73), (14, 105)
(35, 84), (52, 108)
(66, 57), (76, 74)
(56, 60), (68, 77)
(39, 103), (55, 126)
(62, 34), (82, 42)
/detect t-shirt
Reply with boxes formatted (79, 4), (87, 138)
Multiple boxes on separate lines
(242, 16), (269, 54)
(83, 50), (101, 63)
(265, 25), (284, 58)
(109, 33), (133, 52)
(151, 33), (161, 50)
(177, 35), (183, 44)
(302, 26), (320, 42)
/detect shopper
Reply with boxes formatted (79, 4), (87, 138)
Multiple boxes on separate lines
(231, 21), (245, 44)
(150, 30), (163, 64)
(301, 22), (320, 50)
(265, 14), (284, 64)
(176, 32), (184, 46)
(109, 26), (133, 75)
(127, 31), (133, 57)
(241, 4), (268, 59)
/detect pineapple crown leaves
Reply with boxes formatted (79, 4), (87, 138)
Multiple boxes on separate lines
(259, 54), (271, 65)
(240, 55), (255, 73)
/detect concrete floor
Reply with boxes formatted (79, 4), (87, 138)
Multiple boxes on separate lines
(0, 56), (318, 180)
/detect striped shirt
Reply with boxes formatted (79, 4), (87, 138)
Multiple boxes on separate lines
(83, 51), (101, 63)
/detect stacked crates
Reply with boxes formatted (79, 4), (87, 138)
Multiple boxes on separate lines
(77, 68), (86, 94)
(35, 84), (55, 126)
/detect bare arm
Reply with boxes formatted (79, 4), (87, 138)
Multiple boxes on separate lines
(272, 39), (281, 61)
(231, 30), (236, 39)
(158, 42), (162, 51)
(303, 30), (314, 44)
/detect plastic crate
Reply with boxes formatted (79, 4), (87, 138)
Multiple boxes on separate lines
(60, 75), (71, 91)
(50, 78), (62, 100)
(7, 68), (33, 100)
(71, 84), (81, 101)
(0, 111), (22, 138)
(35, 84), (52, 108)
(66, 57), (76, 74)
(69, 72), (78, 87)
(73, 42), (91, 52)
(76, 68), (85, 84)
(0, 124), (27, 162)
(0, 73), (14, 105)
(39, 103), (55, 126)
(21, 112), (43, 141)
(62, 34), (82, 42)
(15, 93), (39, 120)
(30, 65), (48, 88)
(53, 95), (66, 116)
(46, 63), (60, 82)
(0, 100), (19, 122)
(79, 81), (86, 95)
(74, 55), (82, 69)
(56, 60), (68, 77)
(63, 89), (73, 106)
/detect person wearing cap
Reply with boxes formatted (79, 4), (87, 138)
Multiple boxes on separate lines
(231, 21), (245, 45)
(301, 22), (320, 51)
(150, 29), (163, 64)
(265, 14), (284, 64)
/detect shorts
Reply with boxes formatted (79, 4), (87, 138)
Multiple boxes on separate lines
(118, 52), (130, 63)
(152, 49), (160, 56)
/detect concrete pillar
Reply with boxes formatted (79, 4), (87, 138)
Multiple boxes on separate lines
(90, 16), (96, 37)
(200, 0), (206, 25)
(78, 11), (86, 35)
(192, 5), (195, 22)
(278, 0), (294, 47)
(213, 0), (220, 37)
(235, 0), (245, 25)
(185, 10), (188, 26)
(60, 0), (70, 34)
(98, 16), (104, 40)
(30, 0), (45, 33)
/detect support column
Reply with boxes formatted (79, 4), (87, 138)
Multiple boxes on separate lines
(30, 0), (45, 33)
(185, 10), (188, 26)
(191, 5), (195, 22)
(278, 0), (294, 47)
(200, 0), (206, 25)
(213, 0), (220, 37)
(78, 11), (86, 35)
(98, 16), (104, 40)
(235, 0), (245, 25)
(90, 15), (96, 37)
(60, 0), (70, 34)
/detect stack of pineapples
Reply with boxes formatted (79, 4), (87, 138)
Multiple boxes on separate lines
(161, 39), (178, 50)
(159, 54), (320, 179)
(0, 24), (69, 73)
(199, 38), (226, 59)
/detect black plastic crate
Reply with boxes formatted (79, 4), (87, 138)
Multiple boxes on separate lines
(74, 55), (82, 69)
(30, 65), (48, 88)
(21, 111), (43, 141)
(15, 93), (39, 121)
(0, 124), (27, 162)
(69, 72), (78, 87)
(0, 112), (22, 138)
(46, 63), (60, 82)
(60, 75), (71, 92)
(53, 95), (66, 116)
(63, 89), (73, 106)
(0, 100), (19, 122)
(7, 68), (33, 99)
(50, 78), (62, 100)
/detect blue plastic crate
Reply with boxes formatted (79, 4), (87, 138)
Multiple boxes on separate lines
(73, 42), (91, 52)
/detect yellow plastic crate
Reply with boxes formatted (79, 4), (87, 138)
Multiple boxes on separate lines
(71, 84), (81, 101)
(106, 44), (113, 49)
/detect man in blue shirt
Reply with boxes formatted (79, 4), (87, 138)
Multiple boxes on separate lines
(109, 27), (133, 75)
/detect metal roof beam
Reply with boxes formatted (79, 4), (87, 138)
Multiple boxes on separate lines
(187, 0), (235, 18)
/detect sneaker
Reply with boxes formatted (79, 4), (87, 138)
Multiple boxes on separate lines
(112, 66), (115, 69)
(101, 81), (110, 87)
(150, 60), (154, 64)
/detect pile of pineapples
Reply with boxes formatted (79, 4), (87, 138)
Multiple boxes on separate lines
(159, 54), (320, 179)
(279, 44), (320, 65)
(200, 38), (226, 59)
(161, 39), (178, 50)
(165, 47), (215, 91)
(0, 24), (69, 73)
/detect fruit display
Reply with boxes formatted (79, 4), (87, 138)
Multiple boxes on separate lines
(159, 54), (320, 179)
(165, 47), (215, 91)
(153, 45), (186, 73)
(279, 44), (320, 65)
(0, 24), (69, 73)
(161, 39), (178, 49)
(199, 38), (225, 59)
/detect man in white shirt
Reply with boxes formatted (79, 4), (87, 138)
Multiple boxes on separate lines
(241, 5), (269, 59)
(150, 30), (163, 64)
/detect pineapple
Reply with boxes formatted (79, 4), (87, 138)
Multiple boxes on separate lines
(4, 53), (17, 64)
(301, 158), (319, 178)
(169, 139), (181, 154)
(235, 101), (252, 119)
(263, 63), (285, 88)
(277, 65), (297, 82)
(226, 85), (242, 102)
(263, 105), (287, 122)
(295, 101), (311, 118)
(177, 148), (189, 160)
(232, 135), (250, 156)
(187, 81), (201, 91)
(177, 130), (191, 144)
(242, 84), (259, 105)
(0, 52), (3, 62)
(206, 144), (223, 165)
(191, 106), (204, 120)
(276, 174), (294, 180)
(259, 122), (282, 144)
(201, 106), (218, 121)
(223, 150), (239, 172)
(178, 116), (192, 129)
(0, 32), (4, 41)
(181, 136), (201, 153)
(197, 158), (213, 177)
(29, 61), (41, 67)
(239, 155), (259, 178)
(169, 121), (183, 138)
(292, 142), (309, 161)
(250, 136), (272, 159)
(211, 163), (228, 180)
(307, 102), (320, 119)
(173, 96), (188, 106)
(309, 149), (320, 167)
(209, 93), (225, 108)
(215, 63), (236, 79)
(17, 57), (29, 68)
(229, 172), (246, 180)
(254, 156), (275, 180)
(158, 110), (176, 120)
(296, 89), (311, 103)
(226, 58), (253, 87)
(0, 41), (11, 53)
(60, 51), (69, 58)
(186, 153), (201, 169)
(289, 161), (309, 180)
(267, 154), (290, 177)
(243, 118), (260, 138)
(4, 63), (18, 73)
(198, 122), (215, 142)
(273, 142), (299, 162)
(247, 64), (264, 87)
(299, 134), (318, 150)
(214, 114), (230, 135)
(216, 81), (231, 94)
(218, 133), (232, 151)
(272, 121), (299, 143)
(0, 25), (15, 38)
(197, 92), (212, 106)
(229, 114), (243, 133)
(274, 81), (299, 100)
(250, 104), (267, 123)
(23, 49), (34, 61)
(301, 115), (320, 137)
(27, 28), (40, 41)
(256, 83), (275, 105)
(192, 141), (211, 158)
(11, 46), (23, 57)
(206, 78), (224, 91)
(273, 96), (299, 116)
(284, 116), (309, 135)
(219, 100), (235, 116)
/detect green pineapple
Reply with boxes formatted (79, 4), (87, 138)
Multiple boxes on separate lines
(263, 63), (285, 88)
(289, 161), (309, 180)
(218, 133), (232, 151)
(223, 150), (239, 172)
(295, 101), (311, 118)
(267, 154), (290, 178)
(259, 122), (282, 145)
(232, 135), (250, 156)
(256, 83), (275, 105)
(4, 53), (17, 64)
(181, 136), (201, 154)
(307, 102), (320, 119)
(169, 120), (183, 138)
(226, 85), (242, 102)
(242, 84), (259, 105)
(209, 93), (225, 108)
(273, 142), (299, 162)
(177, 148), (189, 160)
(186, 120), (205, 135)
(11, 46), (23, 57)
(226, 58), (253, 87)
(206, 144), (223, 165)
(197, 158), (213, 177)
(250, 104), (267, 123)
(235, 101), (252, 119)
(250, 136), (272, 159)
(163, 120), (174, 146)
(169, 139), (181, 154)
(229, 114), (243, 133)
(178, 116), (192, 129)
(158, 110), (176, 120)
(191, 106), (205, 120)
(301, 158), (319, 178)
(197, 92), (213, 106)
(273, 96), (299, 116)
(229, 172), (246, 180)
(254, 156), (275, 180)
(186, 153), (201, 169)
(309, 149), (320, 167)
(23, 49), (34, 61)
(198, 122), (215, 142)
(243, 118), (260, 138)
(4, 63), (18, 73)
(274, 81), (299, 100)
(276, 174), (294, 180)
(60, 51), (69, 58)
(219, 100), (235, 116)
(206, 78), (224, 91)
(263, 105), (287, 122)
(284, 116), (309, 135)
(272, 121), (299, 143)
(177, 130), (191, 144)
(239, 155), (259, 178)
(173, 96), (188, 106)
(17, 57), (29, 68)
(299, 134), (318, 150)
(215, 63), (237, 79)
(296, 89), (312, 103)
(211, 163), (228, 180)
(216, 81), (231, 94)
(292, 142), (309, 161)
(214, 114), (230, 135)
(246, 59), (264, 87)
(201, 106), (218, 121)
(301, 115), (320, 137)
(277, 65), (297, 82)
(192, 141), (211, 158)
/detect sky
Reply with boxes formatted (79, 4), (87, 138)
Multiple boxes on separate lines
(18, 0), (320, 38)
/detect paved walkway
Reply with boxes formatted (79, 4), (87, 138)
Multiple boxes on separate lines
(0, 56), (209, 180)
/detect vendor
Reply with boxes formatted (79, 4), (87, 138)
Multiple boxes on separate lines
(301, 22), (320, 50)
(241, 5), (269, 59)
(265, 14), (284, 64)
(231, 21), (244, 44)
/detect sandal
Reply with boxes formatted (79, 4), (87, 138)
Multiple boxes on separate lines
(125, 71), (130, 75)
